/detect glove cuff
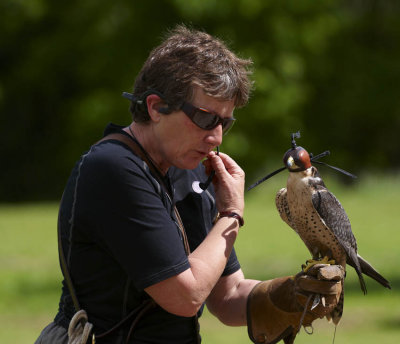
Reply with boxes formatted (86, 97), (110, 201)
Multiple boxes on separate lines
(247, 266), (344, 344)
(247, 279), (303, 344)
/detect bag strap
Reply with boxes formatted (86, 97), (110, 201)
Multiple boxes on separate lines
(101, 133), (200, 344)
(57, 131), (193, 342)
(58, 177), (155, 342)
(57, 207), (81, 312)
(99, 132), (191, 255)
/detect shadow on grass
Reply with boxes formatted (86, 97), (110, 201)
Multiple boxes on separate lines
(380, 317), (400, 330)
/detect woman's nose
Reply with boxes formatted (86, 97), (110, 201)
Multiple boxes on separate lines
(204, 125), (223, 146)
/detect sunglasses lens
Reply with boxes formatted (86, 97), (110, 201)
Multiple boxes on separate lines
(181, 102), (235, 134)
(222, 118), (235, 134)
(191, 110), (220, 130)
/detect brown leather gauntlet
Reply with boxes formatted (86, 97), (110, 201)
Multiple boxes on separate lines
(247, 264), (343, 344)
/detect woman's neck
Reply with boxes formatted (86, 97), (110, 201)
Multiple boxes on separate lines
(124, 123), (169, 175)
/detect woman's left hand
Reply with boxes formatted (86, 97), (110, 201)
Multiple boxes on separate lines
(204, 151), (245, 217)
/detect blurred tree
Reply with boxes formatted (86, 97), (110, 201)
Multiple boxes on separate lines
(0, 0), (182, 200)
(0, 0), (399, 201)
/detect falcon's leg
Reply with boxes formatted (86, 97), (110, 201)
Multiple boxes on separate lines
(302, 256), (336, 273)
(302, 256), (336, 310)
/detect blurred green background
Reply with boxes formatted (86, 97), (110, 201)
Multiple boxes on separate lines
(1, 0), (399, 343)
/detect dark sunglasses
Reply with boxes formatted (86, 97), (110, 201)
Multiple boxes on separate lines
(180, 102), (235, 134)
(122, 90), (235, 134)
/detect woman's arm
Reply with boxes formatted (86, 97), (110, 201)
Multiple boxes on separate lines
(145, 152), (246, 317)
(206, 269), (260, 325)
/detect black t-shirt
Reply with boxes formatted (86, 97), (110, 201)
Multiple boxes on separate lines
(54, 123), (240, 343)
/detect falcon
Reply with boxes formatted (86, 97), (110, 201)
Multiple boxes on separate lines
(273, 137), (391, 324)
(248, 133), (391, 325)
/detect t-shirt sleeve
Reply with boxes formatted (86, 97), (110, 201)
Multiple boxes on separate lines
(74, 141), (190, 290)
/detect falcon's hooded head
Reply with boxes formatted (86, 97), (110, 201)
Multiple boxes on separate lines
(283, 146), (312, 172)
(247, 131), (356, 191)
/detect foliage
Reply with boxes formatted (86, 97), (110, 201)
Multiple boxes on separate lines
(1, 0), (400, 201)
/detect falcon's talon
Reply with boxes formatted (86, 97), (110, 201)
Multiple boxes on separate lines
(302, 256), (336, 273)
(302, 259), (319, 273)
(320, 256), (336, 265)
(311, 294), (320, 310)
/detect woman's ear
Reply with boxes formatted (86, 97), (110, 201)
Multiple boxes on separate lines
(146, 94), (167, 122)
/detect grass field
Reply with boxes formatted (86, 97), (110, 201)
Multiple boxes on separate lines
(0, 174), (399, 343)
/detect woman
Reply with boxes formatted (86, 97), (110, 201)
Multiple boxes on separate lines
(36, 25), (342, 344)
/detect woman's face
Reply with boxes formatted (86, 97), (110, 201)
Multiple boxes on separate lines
(153, 87), (235, 172)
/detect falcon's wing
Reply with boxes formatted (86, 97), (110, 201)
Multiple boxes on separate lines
(276, 187), (319, 256)
(275, 188), (295, 229)
(312, 186), (356, 251)
(312, 186), (366, 291)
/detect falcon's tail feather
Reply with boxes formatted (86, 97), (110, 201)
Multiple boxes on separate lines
(355, 269), (367, 295)
(358, 254), (391, 290)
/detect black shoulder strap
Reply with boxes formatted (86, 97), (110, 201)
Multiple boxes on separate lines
(99, 132), (191, 255)
(57, 202), (81, 312)
(57, 132), (191, 340)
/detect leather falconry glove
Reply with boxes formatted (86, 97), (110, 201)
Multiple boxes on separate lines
(247, 264), (344, 344)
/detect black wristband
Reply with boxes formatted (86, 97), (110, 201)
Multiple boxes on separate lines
(218, 211), (244, 227)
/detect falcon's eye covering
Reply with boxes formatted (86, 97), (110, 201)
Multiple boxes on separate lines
(283, 146), (312, 172)
(287, 156), (295, 168)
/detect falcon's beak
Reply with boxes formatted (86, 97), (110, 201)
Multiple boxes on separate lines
(311, 166), (318, 177)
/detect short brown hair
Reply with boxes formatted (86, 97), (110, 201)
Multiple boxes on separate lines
(130, 25), (253, 122)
